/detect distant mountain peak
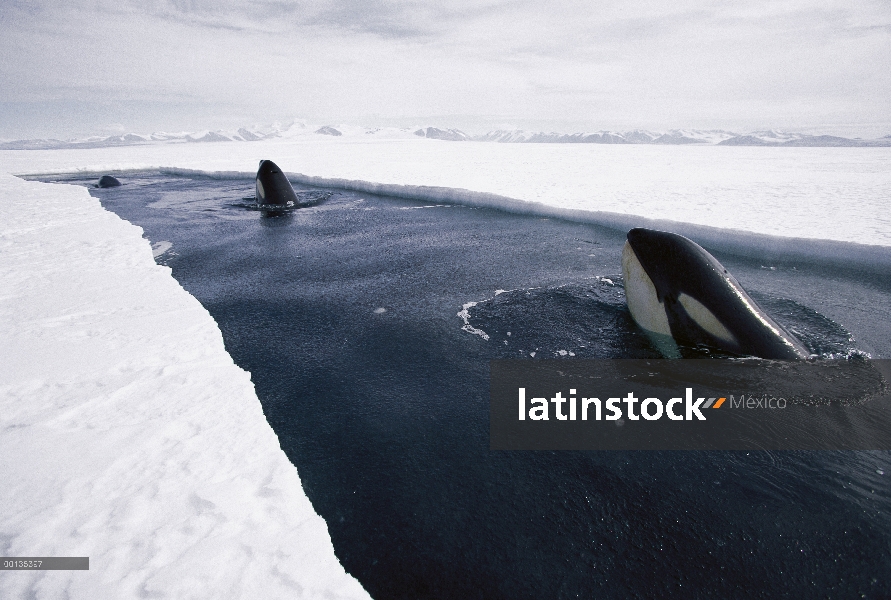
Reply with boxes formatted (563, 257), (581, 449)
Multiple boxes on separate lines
(315, 126), (343, 136)
(1, 122), (888, 150)
(414, 127), (469, 141)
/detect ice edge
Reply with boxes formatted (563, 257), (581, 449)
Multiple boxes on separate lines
(0, 173), (370, 599)
(157, 166), (891, 276)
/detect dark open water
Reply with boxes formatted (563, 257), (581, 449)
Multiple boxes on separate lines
(36, 172), (891, 599)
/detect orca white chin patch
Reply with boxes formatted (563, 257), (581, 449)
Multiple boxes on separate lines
(256, 179), (265, 200)
(621, 241), (672, 337)
(677, 293), (737, 345)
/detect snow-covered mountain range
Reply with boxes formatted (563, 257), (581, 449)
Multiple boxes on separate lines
(3, 121), (889, 149)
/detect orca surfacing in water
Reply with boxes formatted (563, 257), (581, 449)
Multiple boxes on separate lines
(622, 228), (809, 359)
(96, 175), (121, 188)
(255, 160), (299, 206)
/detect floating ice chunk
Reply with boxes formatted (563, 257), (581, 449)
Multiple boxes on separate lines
(374, 307), (386, 314)
(462, 324), (490, 340)
(151, 240), (173, 257)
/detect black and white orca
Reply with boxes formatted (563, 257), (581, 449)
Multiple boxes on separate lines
(97, 175), (121, 188)
(622, 228), (809, 359)
(255, 160), (299, 206)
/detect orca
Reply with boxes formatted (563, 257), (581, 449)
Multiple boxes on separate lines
(97, 175), (121, 188)
(255, 160), (299, 206)
(622, 228), (809, 359)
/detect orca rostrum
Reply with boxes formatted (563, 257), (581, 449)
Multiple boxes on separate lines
(255, 160), (299, 206)
(622, 228), (809, 359)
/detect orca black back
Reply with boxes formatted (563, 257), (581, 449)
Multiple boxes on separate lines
(97, 175), (121, 188)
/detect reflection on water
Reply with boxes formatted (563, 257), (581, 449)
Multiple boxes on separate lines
(259, 209), (294, 222)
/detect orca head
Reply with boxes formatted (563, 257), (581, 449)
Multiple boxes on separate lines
(622, 228), (808, 359)
(255, 159), (299, 206)
(97, 175), (121, 188)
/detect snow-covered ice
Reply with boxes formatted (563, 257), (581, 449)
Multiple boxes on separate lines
(1, 138), (889, 246)
(0, 136), (889, 596)
(0, 173), (369, 599)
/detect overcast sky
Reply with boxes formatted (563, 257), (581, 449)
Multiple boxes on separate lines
(1, 0), (889, 138)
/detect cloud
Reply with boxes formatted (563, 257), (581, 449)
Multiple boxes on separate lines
(0, 0), (889, 136)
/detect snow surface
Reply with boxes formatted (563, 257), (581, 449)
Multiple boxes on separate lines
(2, 138), (888, 246)
(0, 173), (369, 599)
